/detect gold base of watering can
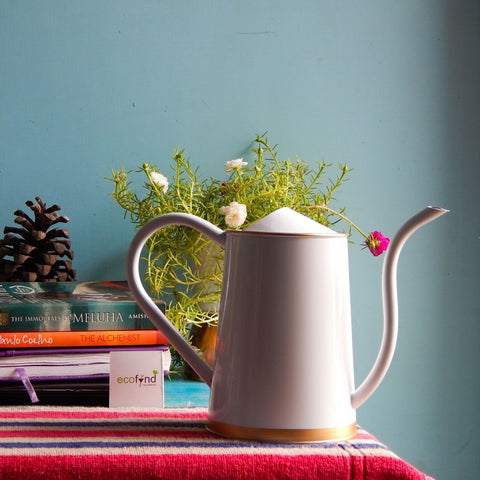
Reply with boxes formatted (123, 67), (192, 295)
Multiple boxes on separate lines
(207, 420), (358, 444)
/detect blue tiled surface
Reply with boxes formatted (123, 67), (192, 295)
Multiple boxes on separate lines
(164, 378), (210, 407)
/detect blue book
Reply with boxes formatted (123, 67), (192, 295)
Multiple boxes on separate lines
(0, 281), (165, 332)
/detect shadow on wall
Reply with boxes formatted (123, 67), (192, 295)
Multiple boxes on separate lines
(435, 1), (480, 477)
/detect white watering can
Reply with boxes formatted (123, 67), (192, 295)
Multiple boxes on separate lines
(126, 206), (447, 442)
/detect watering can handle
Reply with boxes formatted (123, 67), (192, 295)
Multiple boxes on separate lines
(126, 213), (227, 387)
(351, 206), (448, 409)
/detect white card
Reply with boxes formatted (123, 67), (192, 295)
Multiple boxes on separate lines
(109, 350), (164, 407)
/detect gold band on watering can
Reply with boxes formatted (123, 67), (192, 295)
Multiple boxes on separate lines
(207, 420), (357, 443)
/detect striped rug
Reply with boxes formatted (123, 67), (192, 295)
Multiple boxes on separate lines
(0, 406), (434, 479)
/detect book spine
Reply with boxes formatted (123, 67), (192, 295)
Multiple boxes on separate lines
(0, 330), (169, 348)
(0, 307), (161, 332)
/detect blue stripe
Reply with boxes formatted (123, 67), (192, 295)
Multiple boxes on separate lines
(0, 440), (388, 450)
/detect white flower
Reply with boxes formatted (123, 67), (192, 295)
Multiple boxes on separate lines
(150, 172), (169, 193)
(219, 202), (247, 228)
(225, 158), (248, 172)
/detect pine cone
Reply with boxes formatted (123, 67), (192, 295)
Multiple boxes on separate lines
(0, 197), (76, 282)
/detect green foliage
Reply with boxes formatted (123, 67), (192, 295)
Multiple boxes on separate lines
(107, 133), (349, 342)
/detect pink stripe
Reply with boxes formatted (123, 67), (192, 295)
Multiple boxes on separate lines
(2, 429), (212, 439)
(354, 432), (374, 440)
(0, 409), (208, 420)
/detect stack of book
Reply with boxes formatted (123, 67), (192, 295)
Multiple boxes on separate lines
(0, 280), (170, 405)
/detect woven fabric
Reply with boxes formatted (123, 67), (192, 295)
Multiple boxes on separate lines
(0, 406), (434, 480)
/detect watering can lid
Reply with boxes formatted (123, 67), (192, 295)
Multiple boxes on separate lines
(243, 207), (337, 234)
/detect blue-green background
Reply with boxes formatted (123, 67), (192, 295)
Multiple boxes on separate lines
(1, 2), (479, 478)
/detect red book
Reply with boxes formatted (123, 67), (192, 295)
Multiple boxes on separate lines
(0, 330), (168, 349)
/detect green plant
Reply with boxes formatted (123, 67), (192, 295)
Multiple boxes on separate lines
(107, 133), (386, 365)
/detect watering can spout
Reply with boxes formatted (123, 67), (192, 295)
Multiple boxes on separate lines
(351, 206), (449, 409)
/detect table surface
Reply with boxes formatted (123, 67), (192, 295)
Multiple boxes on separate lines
(0, 378), (434, 480)
(0, 401), (435, 480)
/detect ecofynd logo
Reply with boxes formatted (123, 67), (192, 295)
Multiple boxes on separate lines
(116, 370), (159, 387)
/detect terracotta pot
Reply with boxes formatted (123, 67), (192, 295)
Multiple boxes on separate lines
(185, 323), (217, 380)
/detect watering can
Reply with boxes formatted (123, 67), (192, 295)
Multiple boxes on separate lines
(126, 206), (447, 442)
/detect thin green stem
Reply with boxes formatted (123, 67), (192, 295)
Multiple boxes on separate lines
(305, 205), (368, 239)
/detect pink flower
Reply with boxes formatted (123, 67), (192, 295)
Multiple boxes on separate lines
(365, 231), (390, 256)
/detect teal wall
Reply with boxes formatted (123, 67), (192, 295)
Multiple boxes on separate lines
(1, 2), (479, 478)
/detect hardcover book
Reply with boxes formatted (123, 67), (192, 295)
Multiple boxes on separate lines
(0, 345), (171, 381)
(0, 281), (165, 332)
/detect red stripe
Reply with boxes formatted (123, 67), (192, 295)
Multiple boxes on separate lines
(0, 454), (432, 480)
(0, 410), (208, 420)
